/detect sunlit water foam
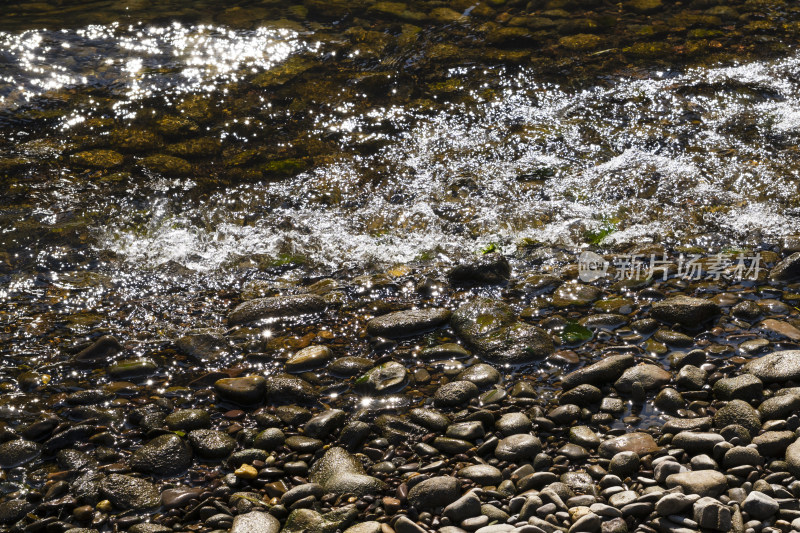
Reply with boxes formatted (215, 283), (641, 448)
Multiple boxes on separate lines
(100, 52), (800, 272)
(4, 21), (798, 271)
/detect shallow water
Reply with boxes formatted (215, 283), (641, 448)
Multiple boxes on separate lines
(1, 0), (800, 382)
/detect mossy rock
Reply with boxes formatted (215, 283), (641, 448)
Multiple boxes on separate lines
(165, 138), (223, 159)
(559, 33), (603, 51)
(261, 159), (307, 178)
(367, 2), (426, 22)
(626, 0), (662, 13)
(156, 115), (199, 137)
(109, 129), (161, 152)
(623, 41), (673, 58)
(139, 154), (192, 176)
(253, 57), (317, 88)
(70, 150), (123, 169)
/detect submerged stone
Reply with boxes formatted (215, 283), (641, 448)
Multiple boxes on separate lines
(451, 298), (554, 365)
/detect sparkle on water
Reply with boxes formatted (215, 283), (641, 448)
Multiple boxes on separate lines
(2, 23), (800, 276)
(99, 53), (800, 271)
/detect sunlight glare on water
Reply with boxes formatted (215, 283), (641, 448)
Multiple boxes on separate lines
(0, 22), (313, 118)
(102, 51), (800, 271)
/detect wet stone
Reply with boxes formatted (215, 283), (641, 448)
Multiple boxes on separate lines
(0, 438), (42, 468)
(598, 433), (659, 458)
(309, 447), (386, 496)
(100, 474), (160, 510)
(286, 345), (332, 372)
(551, 283), (602, 307)
(407, 475), (461, 510)
(456, 363), (501, 387)
(614, 364), (671, 392)
(495, 434), (542, 461)
(448, 252), (511, 285)
(434, 380), (479, 407)
(0, 500), (32, 525)
(165, 409), (211, 431)
(495, 412), (532, 436)
(356, 362), (407, 393)
(769, 251), (800, 281)
(72, 335), (122, 363)
(561, 384), (603, 407)
(650, 296), (720, 327)
(561, 353), (635, 390)
(329, 356), (374, 376)
(264, 374), (318, 403)
(130, 433), (192, 475)
(367, 308), (451, 338)
(108, 357), (157, 379)
(451, 298), (554, 365)
(214, 376), (266, 405)
(188, 429), (236, 459)
(304, 409), (346, 439)
(228, 294), (325, 325)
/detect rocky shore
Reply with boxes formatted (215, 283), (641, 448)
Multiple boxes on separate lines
(3, 248), (800, 533)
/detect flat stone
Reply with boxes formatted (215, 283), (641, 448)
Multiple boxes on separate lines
(230, 511), (280, 533)
(614, 364), (671, 392)
(100, 474), (160, 510)
(286, 345), (332, 372)
(458, 464), (503, 486)
(769, 251), (800, 281)
(665, 471), (727, 497)
(451, 298), (554, 365)
(712, 374), (763, 401)
(743, 350), (800, 383)
(598, 433), (659, 458)
(741, 491), (779, 520)
(494, 433), (542, 461)
(752, 430), (795, 457)
(0, 439), (42, 468)
(758, 319), (800, 341)
(228, 294), (325, 325)
(130, 433), (192, 476)
(367, 308), (451, 338)
(407, 476), (461, 510)
(671, 432), (724, 455)
(214, 376), (266, 405)
(561, 353), (635, 390)
(650, 296), (720, 327)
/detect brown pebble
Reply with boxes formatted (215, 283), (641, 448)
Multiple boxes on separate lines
(225, 409), (245, 419)
(73, 504), (94, 521)
(383, 496), (401, 514)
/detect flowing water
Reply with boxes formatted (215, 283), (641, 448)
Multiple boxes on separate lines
(1, 0), (800, 413)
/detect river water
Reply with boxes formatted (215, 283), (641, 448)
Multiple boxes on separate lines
(1, 0), (800, 406)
